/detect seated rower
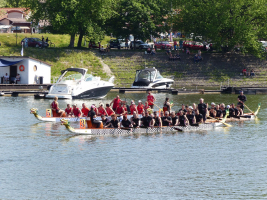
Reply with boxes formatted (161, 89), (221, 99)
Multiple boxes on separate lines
(105, 114), (120, 128)
(65, 104), (73, 117)
(81, 103), (90, 117)
(116, 102), (126, 115)
(101, 115), (110, 127)
(195, 110), (203, 124)
(162, 111), (172, 126)
(178, 104), (187, 116)
(186, 108), (196, 125)
(72, 104), (82, 117)
(215, 104), (223, 118)
(88, 105), (102, 128)
(122, 103), (128, 114)
(153, 111), (162, 127)
(131, 112), (140, 128)
(50, 96), (65, 117)
(98, 103), (108, 116)
(178, 110), (189, 126)
(121, 115), (132, 128)
(171, 111), (178, 126)
(209, 107), (216, 118)
(105, 104), (115, 116)
(231, 103), (239, 117)
(220, 104), (227, 117)
(141, 111), (154, 127)
(137, 100), (144, 115)
(229, 104), (235, 117)
(92, 104), (99, 116)
(130, 100), (138, 114)
(209, 102), (216, 110)
(236, 104), (243, 116)
(144, 101), (151, 111)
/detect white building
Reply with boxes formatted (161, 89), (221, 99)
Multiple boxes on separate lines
(0, 56), (51, 84)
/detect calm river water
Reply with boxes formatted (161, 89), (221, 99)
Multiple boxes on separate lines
(0, 92), (266, 199)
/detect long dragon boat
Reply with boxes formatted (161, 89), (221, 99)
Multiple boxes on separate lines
(60, 112), (229, 135)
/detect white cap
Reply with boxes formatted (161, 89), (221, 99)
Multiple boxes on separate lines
(131, 102), (135, 104)
(211, 102), (215, 105)
(188, 106), (193, 109)
(138, 100), (142, 103)
(226, 105), (230, 108)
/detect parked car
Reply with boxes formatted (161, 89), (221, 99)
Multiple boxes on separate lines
(118, 39), (130, 48)
(109, 39), (120, 49)
(154, 41), (172, 50)
(21, 38), (48, 48)
(183, 41), (207, 50)
(130, 40), (150, 49)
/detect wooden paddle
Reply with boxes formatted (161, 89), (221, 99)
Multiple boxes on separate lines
(209, 113), (232, 127)
(243, 103), (257, 117)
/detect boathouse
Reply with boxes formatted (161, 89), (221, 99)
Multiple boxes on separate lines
(0, 56), (51, 84)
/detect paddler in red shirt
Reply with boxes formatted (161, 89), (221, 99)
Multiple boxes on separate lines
(50, 96), (65, 117)
(98, 103), (108, 116)
(65, 104), (73, 117)
(110, 95), (121, 111)
(144, 101), (151, 111)
(130, 100), (138, 114)
(81, 103), (90, 117)
(105, 104), (115, 116)
(116, 102), (126, 115)
(72, 104), (82, 117)
(147, 91), (156, 109)
(137, 100), (144, 114)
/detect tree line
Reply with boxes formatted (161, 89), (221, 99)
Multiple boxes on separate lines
(2, 0), (267, 56)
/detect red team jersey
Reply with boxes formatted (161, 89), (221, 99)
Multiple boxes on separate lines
(137, 105), (144, 114)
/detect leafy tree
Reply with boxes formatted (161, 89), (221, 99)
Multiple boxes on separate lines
(173, 0), (267, 57)
(6, 0), (27, 7)
(106, 0), (169, 48)
(0, 0), (7, 8)
(26, 0), (112, 48)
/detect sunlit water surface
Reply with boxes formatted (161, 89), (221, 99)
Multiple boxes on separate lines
(0, 92), (267, 199)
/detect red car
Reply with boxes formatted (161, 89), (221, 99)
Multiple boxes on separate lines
(154, 41), (172, 50)
(183, 41), (207, 50)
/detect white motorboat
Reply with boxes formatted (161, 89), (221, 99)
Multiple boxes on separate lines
(46, 68), (114, 99)
(131, 67), (174, 89)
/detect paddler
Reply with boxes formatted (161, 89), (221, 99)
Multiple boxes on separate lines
(198, 98), (208, 122)
(141, 111), (154, 127)
(81, 103), (90, 117)
(171, 111), (178, 126)
(195, 110), (203, 124)
(50, 96), (65, 117)
(178, 104), (187, 115)
(237, 90), (247, 110)
(101, 115), (110, 126)
(130, 100), (138, 114)
(98, 103), (108, 116)
(215, 104), (222, 118)
(110, 95), (121, 111)
(162, 111), (172, 126)
(163, 97), (171, 112)
(220, 104), (226, 117)
(209, 102), (216, 110)
(209, 107), (216, 118)
(147, 91), (156, 109)
(72, 104), (82, 117)
(116, 102), (126, 115)
(144, 101), (151, 111)
(88, 105), (102, 128)
(65, 104), (72, 117)
(121, 114), (132, 128)
(231, 103), (239, 117)
(229, 104), (235, 117)
(186, 107), (196, 125)
(105, 114), (120, 128)
(236, 104), (244, 116)
(137, 100), (144, 114)
(153, 111), (162, 127)
(178, 110), (189, 126)
(105, 104), (115, 116)
(131, 112), (140, 128)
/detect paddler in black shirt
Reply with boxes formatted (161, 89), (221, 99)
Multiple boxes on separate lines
(101, 115), (110, 126)
(198, 98), (208, 122)
(121, 114), (132, 128)
(220, 104), (227, 117)
(231, 103), (239, 117)
(141, 111), (154, 127)
(209, 107), (216, 118)
(131, 112), (140, 128)
(171, 111), (178, 126)
(186, 106), (196, 125)
(178, 110), (189, 126)
(162, 111), (172, 126)
(178, 104), (187, 115)
(88, 105), (102, 128)
(215, 104), (222, 118)
(105, 114), (120, 128)
(153, 111), (162, 127)
(229, 104), (235, 117)
(195, 110), (203, 124)
(237, 90), (247, 110)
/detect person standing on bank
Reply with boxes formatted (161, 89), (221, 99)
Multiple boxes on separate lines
(198, 98), (208, 122)
(237, 90), (246, 111)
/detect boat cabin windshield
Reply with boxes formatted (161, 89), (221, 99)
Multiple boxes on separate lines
(136, 69), (163, 82)
(57, 71), (100, 83)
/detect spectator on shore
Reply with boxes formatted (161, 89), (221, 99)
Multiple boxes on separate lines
(4, 73), (9, 83)
(186, 48), (190, 54)
(194, 54), (199, 63)
(151, 48), (156, 55)
(242, 68), (247, 76)
(250, 69), (255, 76)
(99, 45), (105, 53)
(174, 40), (177, 50)
(147, 47), (151, 54)
(15, 74), (20, 84)
(166, 49), (171, 56)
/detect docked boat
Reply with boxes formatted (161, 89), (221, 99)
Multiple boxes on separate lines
(45, 68), (114, 99)
(131, 67), (174, 89)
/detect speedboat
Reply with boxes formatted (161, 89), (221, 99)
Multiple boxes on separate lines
(131, 67), (174, 88)
(46, 68), (114, 99)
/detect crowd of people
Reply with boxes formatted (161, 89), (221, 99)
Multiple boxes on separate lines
(50, 91), (247, 129)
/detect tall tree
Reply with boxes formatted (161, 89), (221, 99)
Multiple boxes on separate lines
(6, 0), (26, 7)
(26, 0), (112, 48)
(173, 0), (267, 57)
(106, 0), (169, 47)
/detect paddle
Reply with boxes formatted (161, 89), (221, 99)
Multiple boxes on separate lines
(209, 110), (232, 127)
(243, 103), (257, 117)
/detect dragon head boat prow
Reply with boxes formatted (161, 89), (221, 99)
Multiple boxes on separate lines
(61, 119), (76, 133)
(30, 108), (43, 120)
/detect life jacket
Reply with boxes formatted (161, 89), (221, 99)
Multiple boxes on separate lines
(147, 95), (154, 105)
(137, 105), (144, 114)
(116, 106), (124, 114)
(81, 107), (89, 116)
(130, 105), (137, 114)
(113, 98), (121, 109)
(65, 108), (72, 115)
(73, 108), (81, 117)
(98, 107), (106, 116)
(106, 107), (114, 116)
(51, 101), (59, 110)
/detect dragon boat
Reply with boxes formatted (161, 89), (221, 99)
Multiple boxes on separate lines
(60, 112), (229, 135)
